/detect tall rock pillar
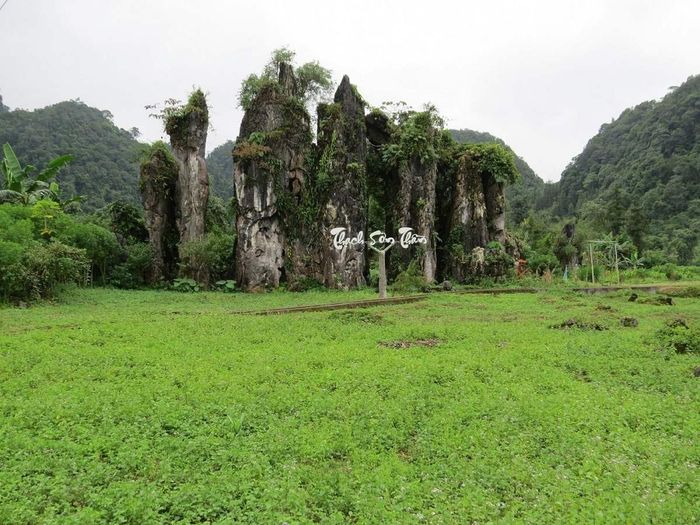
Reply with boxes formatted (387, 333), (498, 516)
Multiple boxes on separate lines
(139, 143), (179, 283)
(391, 156), (438, 283)
(316, 75), (368, 288)
(233, 63), (312, 291)
(484, 174), (506, 245)
(444, 152), (489, 281)
(166, 90), (209, 245)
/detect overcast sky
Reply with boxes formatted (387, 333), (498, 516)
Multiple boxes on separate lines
(1, 0), (698, 181)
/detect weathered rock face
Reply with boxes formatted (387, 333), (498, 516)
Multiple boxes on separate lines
(444, 153), (488, 281)
(139, 145), (179, 282)
(233, 63), (312, 291)
(391, 156), (438, 283)
(483, 174), (506, 245)
(316, 75), (368, 289)
(165, 90), (209, 245)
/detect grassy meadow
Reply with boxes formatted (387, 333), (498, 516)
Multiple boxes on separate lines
(1, 287), (699, 523)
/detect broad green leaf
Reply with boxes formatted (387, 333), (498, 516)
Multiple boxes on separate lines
(38, 155), (73, 182)
(2, 143), (23, 180)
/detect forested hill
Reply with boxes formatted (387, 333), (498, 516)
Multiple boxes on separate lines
(449, 129), (545, 225)
(0, 100), (144, 210)
(206, 140), (235, 201)
(0, 98), (236, 210)
(552, 74), (699, 261)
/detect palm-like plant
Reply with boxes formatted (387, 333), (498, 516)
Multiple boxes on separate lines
(0, 143), (74, 205)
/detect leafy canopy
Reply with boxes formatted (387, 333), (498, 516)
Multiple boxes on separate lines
(237, 47), (333, 111)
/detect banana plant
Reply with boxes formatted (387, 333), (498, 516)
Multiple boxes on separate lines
(0, 143), (75, 206)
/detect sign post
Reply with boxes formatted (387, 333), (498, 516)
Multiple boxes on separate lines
(368, 237), (394, 299)
(330, 227), (425, 298)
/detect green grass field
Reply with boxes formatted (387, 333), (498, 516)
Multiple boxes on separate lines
(1, 287), (699, 524)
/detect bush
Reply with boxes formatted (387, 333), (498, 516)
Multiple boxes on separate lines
(391, 260), (426, 294)
(484, 242), (515, 280)
(172, 278), (200, 292)
(178, 232), (235, 286)
(0, 240), (88, 302)
(577, 265), (604, 282)
(527, 252), (558, 275)
(109, 243), (153, 289)
(0, 204), (90, 301)
(662, 263), (680, 281)
(57, 221), (121, 283)
(95, 201), (148, 245)
(655, 320), (700, 355)
(287, 277), (323, 292)
(666, 286), (700, 298)
(214, 280), (236, 293)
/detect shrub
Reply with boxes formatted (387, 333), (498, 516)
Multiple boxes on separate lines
(0, 241), (88, 302)
(484, 242), (515, 280)
(109, 242), (153, 289)
(214, 280), (236, 293)
(92, 201), (148, 245)
(527, 252), (559, 275)
(172, 278), (200, 292)
(662, 263), (680, 281)
(391, 260), (426, 294)
(178, 232), (235, 286)
(287, 277), (323, 292)
(666, 286), (700, 298)
(655, 320), (700, 355)
(57, 221), (121, 283)
(577, 265), (604, 282)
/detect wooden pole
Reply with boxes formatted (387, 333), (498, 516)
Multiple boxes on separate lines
(589, 243), (595, 284)
(378, 250), (387, 299)
(614, 243), (620, 284)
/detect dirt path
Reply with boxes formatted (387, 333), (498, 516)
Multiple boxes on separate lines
(237, 295), (427, 315)
(232, 282), (697, 316)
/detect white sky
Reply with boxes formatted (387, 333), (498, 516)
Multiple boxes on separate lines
(1, 0), (698, 181)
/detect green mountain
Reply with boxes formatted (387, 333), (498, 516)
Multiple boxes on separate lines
(0, 100), (144, 210)
(0, 98), (236, 211)
(553, 74), (700, 263)
(449, 129), (545, 226)
(206, 140), (234, 201)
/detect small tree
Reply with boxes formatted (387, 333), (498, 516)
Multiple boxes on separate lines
(237, 47), (333, 111)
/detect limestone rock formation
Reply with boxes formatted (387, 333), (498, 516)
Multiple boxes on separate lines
(391, 156), (438, 283)
(316, 75), (368, 288)
(484, 174), (506, 244)
(233, 63), (312, 291)
(166, 90), (209, 245)
(440, 142), (517, 282)
(444, 153), (488, 281)
(139, 143), (179, 282)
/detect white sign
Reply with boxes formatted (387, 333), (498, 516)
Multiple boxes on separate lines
(330, 227), (426, 253)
